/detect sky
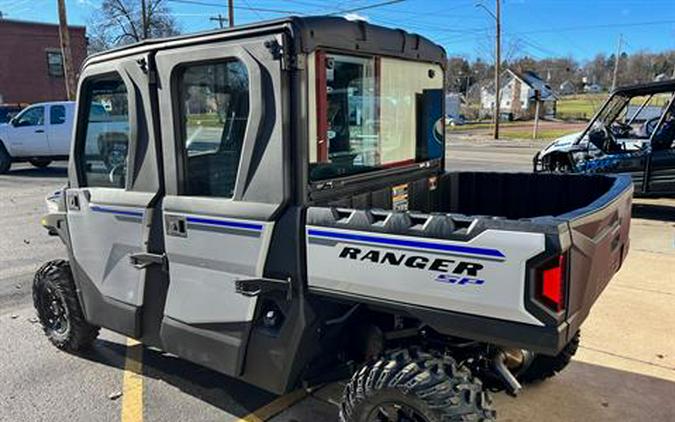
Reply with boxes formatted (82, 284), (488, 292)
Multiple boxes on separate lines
(0, 0), (674, 63)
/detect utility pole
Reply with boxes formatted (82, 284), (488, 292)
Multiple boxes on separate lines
(228, 0), (234, 27)
(57, 0), (76, 101)
(532, 90), (540, 139)
(477, 1), (501, 139)
(494, 0), (501, 139)
(210, 14), (227, 28)
(141, 0), (149, 39)
(611, 34), (623, 91)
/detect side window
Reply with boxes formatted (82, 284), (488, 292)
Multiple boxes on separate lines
(50, 105), (66, 125)
(652, 98), (675, 151)
(177, 59), (249, 198)
(14, 106), (45, 127)
(78, 74), (130, 188)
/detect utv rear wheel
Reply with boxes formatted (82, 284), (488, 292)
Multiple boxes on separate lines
(0, 143), (11, 174)
(519, 331), (580, 383)
(340, 349), (495, 422)
(29, 159), (52, 168)
(32, 260), (100, 351)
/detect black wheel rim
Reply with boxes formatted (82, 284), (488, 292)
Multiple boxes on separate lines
(39, 286), (69, 335)
(366, 401), (429, 422)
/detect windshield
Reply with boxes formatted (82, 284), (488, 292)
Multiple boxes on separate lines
(310, 52), (444, 182)
(582, 89), (675, 153)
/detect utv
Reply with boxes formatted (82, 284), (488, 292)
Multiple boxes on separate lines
(34, 17), (632, 421)
(534, 79), (675, 195)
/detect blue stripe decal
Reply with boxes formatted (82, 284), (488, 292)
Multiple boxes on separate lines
(90, 205), (144, 218)
(186, 216), (263, 232)
(307, 229), (505, 259)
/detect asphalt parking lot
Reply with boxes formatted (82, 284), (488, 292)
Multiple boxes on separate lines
(1, 141), (674, 421)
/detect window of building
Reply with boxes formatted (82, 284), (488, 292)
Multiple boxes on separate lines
(13, 106), (45, 127)
(50, 105), (66, 125)
(177, 59), (249, 198)
(47, 51), (64, 77)
(310, 53), (444, 181)
(78, 74), (130, 188)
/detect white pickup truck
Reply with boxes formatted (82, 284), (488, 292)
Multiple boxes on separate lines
(0, 101), (128, 174)
(0, 101), (74, 173)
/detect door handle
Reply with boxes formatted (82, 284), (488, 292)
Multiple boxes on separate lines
(35, 129), (45, 133)
(129, 252), (167, 270)
(165, 215), (187, 237)
(67, 193), (80, 210)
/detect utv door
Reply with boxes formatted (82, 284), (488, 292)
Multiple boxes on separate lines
(66, 56), (163, 338)
(155, 34), (287, 376)
(646, 146), (675, 194)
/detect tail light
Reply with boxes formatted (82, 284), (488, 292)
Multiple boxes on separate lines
(536, 254), (566, 312)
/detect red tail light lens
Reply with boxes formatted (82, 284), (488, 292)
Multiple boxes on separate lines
(537, 254), (566, 312)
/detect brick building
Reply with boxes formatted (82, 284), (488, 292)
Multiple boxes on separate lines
(0, 19), (87, 104)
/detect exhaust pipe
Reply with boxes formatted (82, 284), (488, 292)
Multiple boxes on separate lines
(492, 350), (523, 396)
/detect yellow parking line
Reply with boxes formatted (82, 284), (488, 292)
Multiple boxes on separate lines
(121, 338), (144, 422)
(237, 389), (308, 422)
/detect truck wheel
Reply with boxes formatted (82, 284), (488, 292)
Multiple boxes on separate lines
(339, 349), (495, 422)
(0, 143), (11, 174)
(32, 260), (100, 351)
(29, 159), (52, 168)
(519, 331), (580, 383)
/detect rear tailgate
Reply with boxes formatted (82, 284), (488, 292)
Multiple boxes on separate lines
(561, 174), (633, 336)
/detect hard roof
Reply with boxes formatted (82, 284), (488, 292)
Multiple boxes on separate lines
(86, 16), (445, 67)
(612, 79), (675, 96)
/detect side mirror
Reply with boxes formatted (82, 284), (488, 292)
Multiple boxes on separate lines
(8, 118), (16, 126)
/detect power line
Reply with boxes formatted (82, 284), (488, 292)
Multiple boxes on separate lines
(511, 18), (675, 35)
(167, 0), (302, 15)
(327, 0), (406, 16)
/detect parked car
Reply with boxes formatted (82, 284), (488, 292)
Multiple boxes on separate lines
(445, 113), (466, 126)
(534, 79), (675, 195)
(0, 103), (25, 124)
(0, 101), (73, 172)
(34, 17), (632, 421)
(0, 101), (127, 174)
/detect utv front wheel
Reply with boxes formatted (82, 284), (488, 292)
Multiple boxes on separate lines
(32, 260), (100, 351)
(519, 331), (580, 383)
(340, 349), (495, 422)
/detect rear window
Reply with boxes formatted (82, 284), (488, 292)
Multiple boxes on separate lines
(77, 74), (130, 188)
(310, 53), (444, 182)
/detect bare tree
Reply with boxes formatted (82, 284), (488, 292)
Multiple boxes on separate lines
(89, 0), (180, 52)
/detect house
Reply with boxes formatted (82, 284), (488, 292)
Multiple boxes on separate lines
(654, 73), (671, 82)
(445, 92), (463, 118)
(559, 80), (576, 95)
(480, 69), (558, 119)
(583, 83), (603, 93)
(0, 19), (87, 104)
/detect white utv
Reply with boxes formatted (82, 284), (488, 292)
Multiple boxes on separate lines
(34, 17), (632, 421)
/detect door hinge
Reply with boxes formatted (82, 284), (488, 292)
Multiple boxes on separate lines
(129, 252), (167, 270)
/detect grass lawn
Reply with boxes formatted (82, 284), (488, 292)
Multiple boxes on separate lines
(556, 93), (606, 119)
(500, 128), (579, 140)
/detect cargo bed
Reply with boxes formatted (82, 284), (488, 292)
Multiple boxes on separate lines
(306, 172), (633, 354)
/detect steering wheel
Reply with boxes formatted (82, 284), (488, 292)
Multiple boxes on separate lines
(611, 121), (633, 138)
(642, 117), (660, 137)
